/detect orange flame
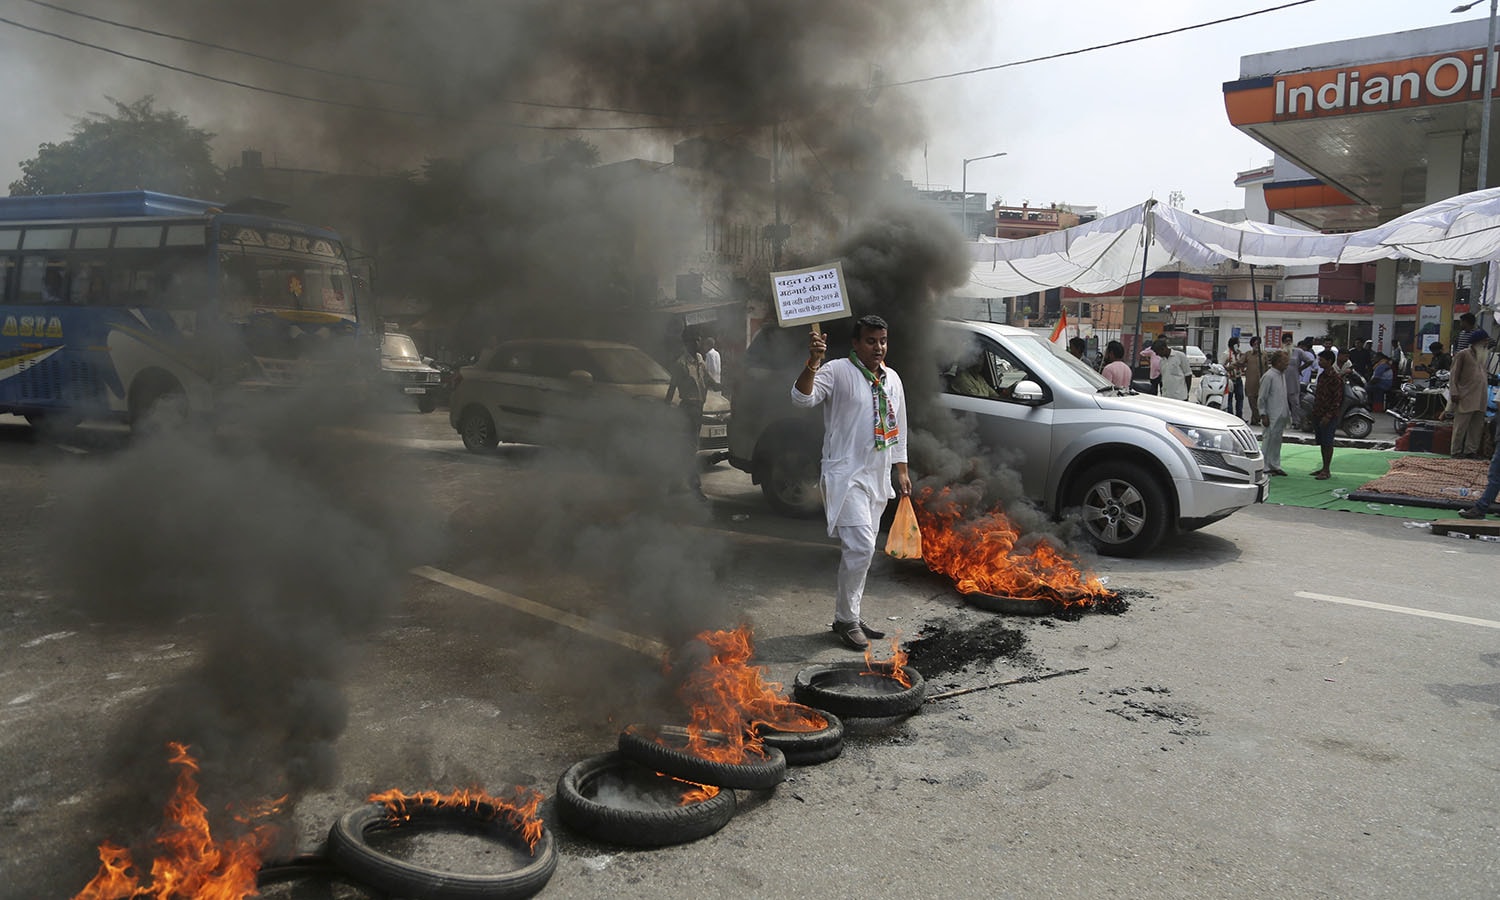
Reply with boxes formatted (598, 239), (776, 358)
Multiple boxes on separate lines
(662, 625), (826, 764)
(915, 487), (1110, 607)
(863, 637), (913, 688)
(660, 775), (720, 805)
(72, 742), (277, 900)
(367, 786), (546, 853)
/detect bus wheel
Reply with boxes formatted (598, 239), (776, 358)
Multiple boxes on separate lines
(130, 377), (189, 433)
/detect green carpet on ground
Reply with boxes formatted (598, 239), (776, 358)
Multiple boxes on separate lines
(1264, 445), (1456, 521)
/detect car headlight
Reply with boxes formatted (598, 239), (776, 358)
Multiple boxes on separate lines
(1167, 423), (1240, 454)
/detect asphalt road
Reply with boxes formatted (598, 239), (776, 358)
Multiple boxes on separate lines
(1, 409), (1497, 899)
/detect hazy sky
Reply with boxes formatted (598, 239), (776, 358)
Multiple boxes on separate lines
(0, 0), (1471, 215)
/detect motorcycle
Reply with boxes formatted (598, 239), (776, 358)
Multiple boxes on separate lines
(1387, 370), (1449, 433)
(1196, 362), (1227, 409)
(1299, 368), (1375, 439)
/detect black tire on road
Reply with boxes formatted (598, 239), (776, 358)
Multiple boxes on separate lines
(325, 802), (556, 900)
(417, 394), (437, 414)
(755, 709), (845, 766)
(1342, 416), (1373, 439)
(458, 406), (499, 452)
(1068, 460), (1169, 558)
(964, 592), (1061, 616)
(792, 662), (927, 720)
(555, 751), (738, 847)
(617, 725), (787, 790)
(759, 438), (822, 518)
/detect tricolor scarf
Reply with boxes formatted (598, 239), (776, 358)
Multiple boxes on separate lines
(850, 352), (899, 451)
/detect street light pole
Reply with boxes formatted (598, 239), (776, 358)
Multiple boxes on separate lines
(1345, 301), (1358, 350)
(1455, 0), (1499, 189)
(961, 152), (1007, 240)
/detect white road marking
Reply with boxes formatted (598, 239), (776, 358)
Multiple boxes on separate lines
(409, 566), (669, 658)
(1295, 591), (1500, 630)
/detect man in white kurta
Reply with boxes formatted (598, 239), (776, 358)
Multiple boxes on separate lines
(790, 315), (911, 651)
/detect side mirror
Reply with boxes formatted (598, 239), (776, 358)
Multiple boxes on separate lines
(1013, 380), (1045, 404)
(567, 369), (595, 387)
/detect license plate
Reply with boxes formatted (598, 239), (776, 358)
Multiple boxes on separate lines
(706, 425), (728, 438)
(404, 387), (427, 394)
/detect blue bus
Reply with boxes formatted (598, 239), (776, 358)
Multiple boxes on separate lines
(0, 190), (365, 428)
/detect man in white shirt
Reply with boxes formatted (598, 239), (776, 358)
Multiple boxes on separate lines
(701, 335), (722, 392)
(791, 314), (911, 651)
(1158, 341), (1192, 401)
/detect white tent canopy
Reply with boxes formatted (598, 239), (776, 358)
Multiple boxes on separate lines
(965, 187), (1500, 297)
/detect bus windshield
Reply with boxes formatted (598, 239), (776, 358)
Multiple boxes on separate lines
(220, 249), (354, 317)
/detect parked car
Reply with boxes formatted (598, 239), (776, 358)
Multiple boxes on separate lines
(727, 320), (1266, 557)
(448, 338), (729, 452)
(1182, 344), (1209, 376)
(380, 331), (443, 413)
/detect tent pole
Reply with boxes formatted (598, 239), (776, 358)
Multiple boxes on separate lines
(1249, 263), (1261, 347)
(1131, 207), (1152, 367)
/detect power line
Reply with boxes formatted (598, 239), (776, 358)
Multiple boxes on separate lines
(885, 0), (1320, 88)
(0, 14), (724, 131)
(17, 0), (685, 120)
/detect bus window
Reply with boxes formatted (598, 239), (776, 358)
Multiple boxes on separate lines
(22, 228), (71, 250)
(0, 257), (13, 303)
(75, 227), (111, 250)
(219, 251), (351, 314)
(114, 225), (163, 249)
(18, 256), (69, 304)
(71, 258), (111, 305)
(0, 230), (22, 251)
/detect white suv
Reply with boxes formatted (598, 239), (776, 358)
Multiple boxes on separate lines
(727, 320), (1266, 557)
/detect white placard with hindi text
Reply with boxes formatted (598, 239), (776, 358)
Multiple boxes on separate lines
(770, 261), (851, 328)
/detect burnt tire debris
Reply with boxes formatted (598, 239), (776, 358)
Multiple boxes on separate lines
(325, 803), (557, 900)
(555, 751), (738, 847)
(617, 725), (788, 791)
(792, 662), (927, 720)
(755, 709), (845, 766)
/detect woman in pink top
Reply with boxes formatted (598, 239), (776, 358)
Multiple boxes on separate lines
(1101, 340), (1133, 388)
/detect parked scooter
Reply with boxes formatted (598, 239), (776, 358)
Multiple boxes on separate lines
(1299, 368), (1375, 439)
(1196, 362), (1227, 409)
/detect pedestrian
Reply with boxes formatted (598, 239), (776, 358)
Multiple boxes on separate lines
(791, 315), (910, 651)
(1368, 352), (1394, 413)
(701, 334), (723, 392)
(1421, 342), (1452, 374)
(1067, 336), (1087, 360)
(1243, 335), (1267, 425)
(665, 330), (708, 499)
(1454, 312), (1478, 353)
(1101, 340), (1132, 389)
(1458, 436), (1500, 519)
(1257, 350), (1291, 476)
(1222, 338), (1245, 419)
(1140, 341), (1163, 394)
(1448, 328), (1491, 459)
(1309, 348), (1342, 480)
(1158, 340), (1192, 401)
(1349, 340), (1373, 380)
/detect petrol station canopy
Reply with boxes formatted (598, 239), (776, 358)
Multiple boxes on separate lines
(964, 187), (1500, 298)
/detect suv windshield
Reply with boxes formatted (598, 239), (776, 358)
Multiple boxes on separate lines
(1006, 332), (1112, 391)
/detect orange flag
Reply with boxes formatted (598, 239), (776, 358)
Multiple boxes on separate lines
(1049, 308), (1068, 343)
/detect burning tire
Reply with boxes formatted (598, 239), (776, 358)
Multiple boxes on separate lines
(326, 802), (557, 900)
(755, 709), (845, 765)
(555, 751), (738, 847)
(792, 662), (926, 720)
(1068, 461), (1169, 558)
(617, 724), (787, 790)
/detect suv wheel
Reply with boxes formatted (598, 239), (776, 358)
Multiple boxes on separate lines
(458, 407), (499, 452)
(1069, 461), (1168, 558)
(760, 442), (822, 518)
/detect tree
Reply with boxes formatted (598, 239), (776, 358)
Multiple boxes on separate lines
(9, 96), (223, 198)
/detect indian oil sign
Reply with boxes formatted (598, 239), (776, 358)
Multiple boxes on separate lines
(1225, 47), (1499, 124)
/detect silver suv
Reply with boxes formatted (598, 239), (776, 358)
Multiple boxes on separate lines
(727, 319), (1266, 557)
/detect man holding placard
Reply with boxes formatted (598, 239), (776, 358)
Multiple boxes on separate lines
(790, 314), (912, 651)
